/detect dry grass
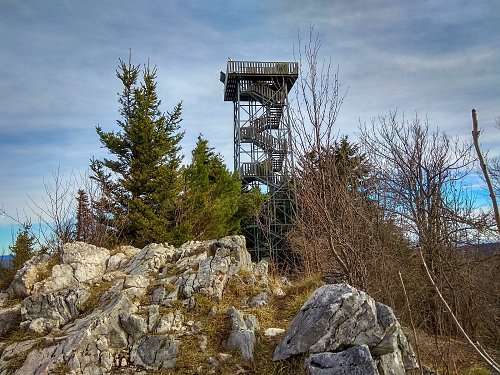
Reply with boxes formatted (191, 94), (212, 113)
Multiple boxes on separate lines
(165, 272), (323, 375)
(404, 326), (499, 375)
(78, 279), (115, 313)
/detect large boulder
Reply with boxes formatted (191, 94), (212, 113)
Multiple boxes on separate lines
(274, 283), (418, 374)
(62, 242), (110, 283)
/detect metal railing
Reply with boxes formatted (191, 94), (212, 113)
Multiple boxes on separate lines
(227, 61), (298, 76)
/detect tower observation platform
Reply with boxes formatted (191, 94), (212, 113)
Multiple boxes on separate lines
(221, 60), (298, 261)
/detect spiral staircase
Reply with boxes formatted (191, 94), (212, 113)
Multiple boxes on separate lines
(221, 61), (298, 260)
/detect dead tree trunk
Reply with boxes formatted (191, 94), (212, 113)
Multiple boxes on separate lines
(471, 109), (500, 234)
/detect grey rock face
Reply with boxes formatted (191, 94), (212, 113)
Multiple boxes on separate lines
(20, 286), (89, 333)
(273, 284), (382, 361)
(222, 306), (259, 361)
(305, 345), (379, 375)
(274, 283), (418, 374)
(125, 243), (179, 275)
(130, 336), (178, 370)
(7, 253), (51, 297)
(62, 242), (111, 283)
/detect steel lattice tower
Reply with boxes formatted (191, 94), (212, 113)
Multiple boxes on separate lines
(220, 61), (298, 260)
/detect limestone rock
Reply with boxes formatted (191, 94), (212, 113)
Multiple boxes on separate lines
(33, 263), (77, 294)
(250, 291), (268, 307)
(62, 242), (110, 283)
(177, 236), (253, 301)
(305, 345), (379, 375)
(274, 283), (418, 374)
(222, 306), (258, 362)
(273, 284), (383, 361)
(125, 243), (179, 275)
(130, 336), (178, 370)
(21, 286), (89, 333)
(155, 310), (184, 334)
(264, 328), (285, 337)
(7, 253), (51, 297)
(0, 236), (269, 373)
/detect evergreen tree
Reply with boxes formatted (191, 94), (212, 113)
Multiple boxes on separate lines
(94, 57), (183, 246)
(76, 189), (91, 242)
(174, 136), (244, 243)
(10, 224), (36, 270)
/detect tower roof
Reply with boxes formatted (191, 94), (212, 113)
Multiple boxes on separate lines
(221, 61), (298, 101)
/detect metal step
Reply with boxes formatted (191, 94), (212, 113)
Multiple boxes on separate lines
(240, 129), (287, 156)
(244, 82), (286, 105)
(240, 162), (281, 187)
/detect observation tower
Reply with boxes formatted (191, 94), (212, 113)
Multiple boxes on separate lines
(220, 60), (298, 260)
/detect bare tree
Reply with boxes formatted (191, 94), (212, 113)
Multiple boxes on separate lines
(359, 111), (497, 354)
(288, 28), (386, 288)
(28, 166), (76, 253)
(359, 112), (484, 256)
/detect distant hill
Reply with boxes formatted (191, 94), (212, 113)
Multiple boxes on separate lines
(0, 254), (12, 267)
(460, 242), (500, 256)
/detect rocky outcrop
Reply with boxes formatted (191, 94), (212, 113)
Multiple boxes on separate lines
(0, 236), (418, 374)
(0, 235), (268, 374)
(273, 283), (418, 375)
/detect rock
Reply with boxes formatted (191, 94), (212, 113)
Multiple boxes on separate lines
(273, 284), (383, 361)
(0, 235), (287, 373)
(250, 291), (268, 307)
(33, 263), (78, 293)
(305, 345), (379, 375)
(125, 243), (179, 275)
(222, 306), (258, 362)
(378, 350), (406, 375)
(274, 283), (418, 374)
(0, 339), (40, 372)
(130, 336), (178, 370)
(148, 304), (160, 331)
(106, 252), (128, 272)
(12, 345), (58, 374)
(264, 328), (285, 337)
(20, 286), (89, 333)
(155, 310), (184, 334)
(124, 274), (150, 289)
(206, 357), (220, 367)
(7, 253), (51, 297)
(62, 242), (110, 283)
(119, 312), (148, 342)
(375, 303), (417, 371)
(152, 283), (179, 306)
(177, 236), (253, 301)
(0, 304), (21, 336)
(199, 335), (208, 351)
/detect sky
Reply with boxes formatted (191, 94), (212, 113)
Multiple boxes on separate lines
(1, 0), (499, 252)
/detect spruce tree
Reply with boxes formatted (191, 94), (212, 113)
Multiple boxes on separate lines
(10, 224), (36, 270)
(174, 136), (242, 242)
(94, 58), (183, 246)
